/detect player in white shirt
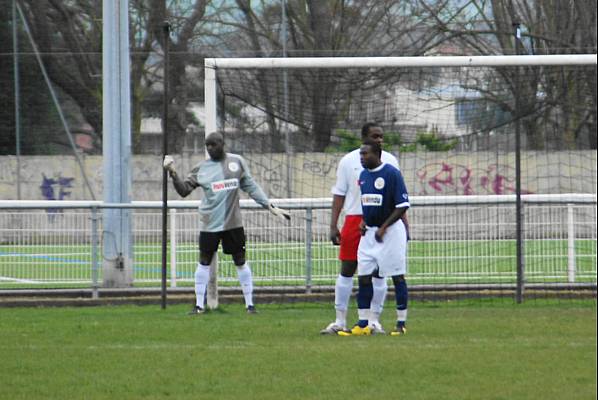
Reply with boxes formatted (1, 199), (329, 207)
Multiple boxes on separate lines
(321, 122), (409, 335)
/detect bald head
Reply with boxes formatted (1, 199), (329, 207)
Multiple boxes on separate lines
(206, 131), (224, 143)
(205, 132), (225, 160)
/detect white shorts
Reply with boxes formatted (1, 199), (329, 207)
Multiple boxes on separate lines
(357, 221), (408, 278)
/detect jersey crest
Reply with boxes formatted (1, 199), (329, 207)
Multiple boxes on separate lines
(374, 177), (385, 189)
(228, 162), (239, 172)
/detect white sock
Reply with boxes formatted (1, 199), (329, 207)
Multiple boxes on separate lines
(334, 275), (353, 326)
(397, 309), (408, 323)
(335, 309), (348, 328)
(358, 308), (370, 322)
(236, 263), (254, 307)
(194, 263), (210, 308)
(370, 276), (388, 323)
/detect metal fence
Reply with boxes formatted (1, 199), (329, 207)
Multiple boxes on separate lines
(0, 195), (596, 292)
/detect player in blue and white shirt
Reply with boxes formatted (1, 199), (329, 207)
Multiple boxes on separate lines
(339, 139), (410, 336)
(321, 123), (405, 335)
(163, 132), (290, 314)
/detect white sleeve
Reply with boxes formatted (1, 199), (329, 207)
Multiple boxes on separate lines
(238, 156), (269, 208)
(331, 156), (349, 196)
(390, 156), (399, 170)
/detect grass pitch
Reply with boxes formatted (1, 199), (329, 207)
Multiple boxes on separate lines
(0, 300), (595, 400)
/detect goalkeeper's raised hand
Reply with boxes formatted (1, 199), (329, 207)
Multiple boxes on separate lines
(268, 203), (291, 221)
(163, 155), (176, 174)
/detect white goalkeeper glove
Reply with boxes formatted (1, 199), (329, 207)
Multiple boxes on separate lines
(163, 155), (175, 173)
(268, 203), (291, 221)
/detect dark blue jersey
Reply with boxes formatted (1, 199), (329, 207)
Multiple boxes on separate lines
(359, 163), (410, 227)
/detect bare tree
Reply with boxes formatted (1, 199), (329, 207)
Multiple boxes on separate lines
(146, 0), (209, 153)
(17, 0), (213, 153)
(17, 0), (594, 153)
(422, 0), (597, 149)
(18, 1), (103, 150)
(214, 0), (447, 151)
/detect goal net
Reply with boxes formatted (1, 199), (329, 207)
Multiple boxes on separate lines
(208, 56), (596, 194)
(200, 55), (597, 305)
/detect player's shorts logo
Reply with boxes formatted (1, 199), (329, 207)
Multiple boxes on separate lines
(374, 177), (385, 190)
(361, 194), (383, 206)
(211, 178), (239, 192)
(228, 162), (239, 172)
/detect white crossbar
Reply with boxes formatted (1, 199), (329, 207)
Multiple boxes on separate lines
(206, 54), (597, 69)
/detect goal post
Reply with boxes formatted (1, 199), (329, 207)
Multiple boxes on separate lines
(203, 54), (597, 308)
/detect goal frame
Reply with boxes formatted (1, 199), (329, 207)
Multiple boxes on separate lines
(203, 54), (597, 308)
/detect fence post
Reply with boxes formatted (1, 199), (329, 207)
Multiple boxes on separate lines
(91, 206), (99, 299)
(305, 207), (313, 294)
(567, 204), (576, 283)
(170, 208), (177, 287)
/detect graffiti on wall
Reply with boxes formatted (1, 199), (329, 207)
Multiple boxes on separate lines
(4, 152), (595, 200)
(40, 173), (74, 201)
(302, 159), (337, 177)
(249, 159), (287, 198)
(415, 162), (533, 195)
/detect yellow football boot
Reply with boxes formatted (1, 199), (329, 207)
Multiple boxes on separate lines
(337, 324), (371, 336)
(390, 325), (407, 336)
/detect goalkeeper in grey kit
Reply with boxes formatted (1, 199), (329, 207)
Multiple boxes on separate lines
(163, 132), (290, 314)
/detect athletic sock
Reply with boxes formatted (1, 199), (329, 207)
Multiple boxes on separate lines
(356, 277), (373, 327)
(335, 309), (348, 328)
(395, 278), (408, 325)
(370, 276), (388, 323)
(334, 275), (353, 326)
(396, 310), (408, 326)
(236, 263), (254, 307)
(194, 263), (210, 308)
(357, 308), (370, 328)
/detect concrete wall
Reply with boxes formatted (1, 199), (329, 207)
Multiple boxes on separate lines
(1, 151), (596, 201)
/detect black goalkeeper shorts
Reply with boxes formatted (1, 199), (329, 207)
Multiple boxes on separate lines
(199, 227), (246, 255)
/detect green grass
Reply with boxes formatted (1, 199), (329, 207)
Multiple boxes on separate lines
(0, 300), (595, 400)
(1, 239), (596, 287)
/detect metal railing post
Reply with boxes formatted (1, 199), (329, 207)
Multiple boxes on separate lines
(170, 208), (177, 287)
(567, 204), (576, 283)
(90, 206), (99, 299)
(305, 207), (313, 294)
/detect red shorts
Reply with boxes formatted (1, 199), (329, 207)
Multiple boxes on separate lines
(339, 215), (363, 261)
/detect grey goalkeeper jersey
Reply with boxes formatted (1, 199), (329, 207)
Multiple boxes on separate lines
(184, 153), (269, 232)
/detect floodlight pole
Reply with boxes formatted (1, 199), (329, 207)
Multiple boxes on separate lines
(513, 22), (525, 303)
(102, 0), (132, 287)
(161, 21), (171, 310)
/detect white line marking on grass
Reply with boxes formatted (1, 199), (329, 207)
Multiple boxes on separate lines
(0, 276), (40, 283)
(82, 343), (256, 351)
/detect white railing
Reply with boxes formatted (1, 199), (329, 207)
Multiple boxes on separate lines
(0, 195), (596, 291)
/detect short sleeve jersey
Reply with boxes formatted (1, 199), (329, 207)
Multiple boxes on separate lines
(358, 163), (410, 227)
(331, 149), (399, 215)
(185, 153), (269, 232)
